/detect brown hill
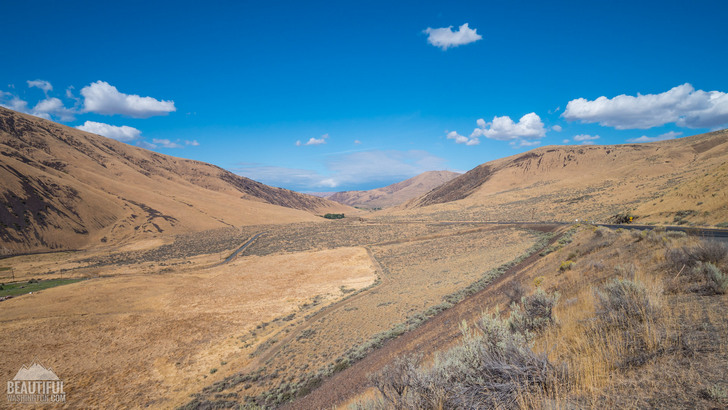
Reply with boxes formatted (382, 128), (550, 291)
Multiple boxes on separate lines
(0, 107), (350, 254)
(327, 170), (460, 209)
(403, 130), (728, 226)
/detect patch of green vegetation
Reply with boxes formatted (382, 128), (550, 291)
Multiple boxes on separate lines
(0, 278), (85, 298)
(559, 260), (575, 271)
(716, 222), (728, 228)
(322, 213), (345, 219)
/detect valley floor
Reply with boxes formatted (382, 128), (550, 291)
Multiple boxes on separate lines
(0, 219), (547, 408)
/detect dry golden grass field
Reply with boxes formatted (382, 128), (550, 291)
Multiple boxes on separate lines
(1, 219), (548, 408)
(1, 240), (376, 408)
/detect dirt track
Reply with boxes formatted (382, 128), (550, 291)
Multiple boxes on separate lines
(282, 224), (565, 409)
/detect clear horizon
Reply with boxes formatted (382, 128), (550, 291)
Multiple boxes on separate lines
(2, 0), (727, 192)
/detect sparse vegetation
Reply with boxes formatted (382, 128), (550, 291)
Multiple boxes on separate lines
(353, 227), (728, 409)
(508, 288), (559, 337)
(360, 291), (560, 409)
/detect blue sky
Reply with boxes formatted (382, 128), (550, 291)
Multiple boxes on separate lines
(2, 0), (727, 191)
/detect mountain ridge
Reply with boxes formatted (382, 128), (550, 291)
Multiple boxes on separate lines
(401, 130), (728, 226)
(0, 107), (350, 254)
(326, 170), (460, 209)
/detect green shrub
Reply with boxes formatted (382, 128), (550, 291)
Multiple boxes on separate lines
(666, 241), (727, 271)
(323, 213), (345, 219)
(559, 260), (575, 271)
(508, 288), (559, 337)
(705, 263), (728, 295)
(332, 358), (350, 373)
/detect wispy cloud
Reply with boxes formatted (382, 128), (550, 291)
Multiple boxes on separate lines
(627, 131), (682, 143)
(152, 138), (183, 148)
(1, 82), (76, 121)
(510, 139), (541, 148)
(563, 83), (728, 129)
(424, 23), (482, 50)
(81, 81), (176, 118)
(27, 79), (53, 94)
(573, 134), (600, 145)
(235, 149), (447, 190)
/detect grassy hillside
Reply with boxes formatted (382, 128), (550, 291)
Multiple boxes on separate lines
(0, 107), (350, 254)
(353, 226), (728, 408)
(401, 130), (728, 227)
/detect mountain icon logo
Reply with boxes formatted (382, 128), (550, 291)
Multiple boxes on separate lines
(12, 362), (60, 381)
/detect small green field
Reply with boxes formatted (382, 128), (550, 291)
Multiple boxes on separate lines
(0, 278), (85, 298)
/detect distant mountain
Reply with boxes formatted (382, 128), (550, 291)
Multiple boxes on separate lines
(403, 130), (728, 226)
(326, 171), (461, 209)
(0, 107), (350, 254)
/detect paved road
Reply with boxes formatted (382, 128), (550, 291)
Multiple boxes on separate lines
(217, 231), (266, 266)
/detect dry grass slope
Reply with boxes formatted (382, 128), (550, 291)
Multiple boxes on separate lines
(0, 107), (350, 254)
(401, 130), (728, 226)
(353, 226), (728, 409)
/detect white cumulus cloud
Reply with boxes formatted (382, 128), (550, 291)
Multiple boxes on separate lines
(424, 23), (482, 50)
(627, 131), (683, 143)
(552, 125), (563, 132)
(563, 83), (728, 129)
(80, 81), (176, 118)
(471, 112), (547, 141)
(75, 120), (142, 142)
(446, 131), (479, 146)
(296, 133), (328, 146)
(33, 97), (75, 121)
